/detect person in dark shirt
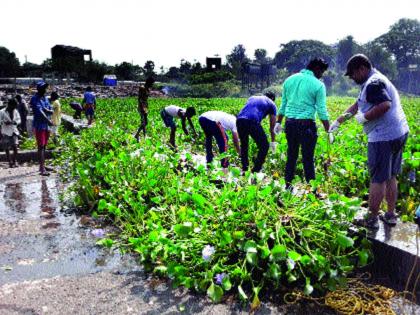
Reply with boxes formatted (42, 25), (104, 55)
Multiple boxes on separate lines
(236, 91), (277, 173)
(135, 77), (155, 140)
(15, 95), (28, 134)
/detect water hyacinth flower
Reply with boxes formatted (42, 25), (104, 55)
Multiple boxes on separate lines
(408, 170), (416, 183)
(91, 228), (105, 238)
(215, 273), (226, 285)
(202, 245), (215, 261)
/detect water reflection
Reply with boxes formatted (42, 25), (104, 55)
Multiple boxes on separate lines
(4, 182), (26, 213)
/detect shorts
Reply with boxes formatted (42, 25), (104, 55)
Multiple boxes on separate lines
(160, 109), (176, 128)
(367, 133), (408, 183)
(138, 103), (148, 114)
(1, 134), (18, 149)
(34, 129), (50, 147)
(85, 107), (95, 117)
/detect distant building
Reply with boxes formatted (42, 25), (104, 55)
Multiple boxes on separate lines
(206, 57), (222, 71)
(51, 45), (92, 74)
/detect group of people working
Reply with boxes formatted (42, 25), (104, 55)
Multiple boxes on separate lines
(137, 54), (409, 230)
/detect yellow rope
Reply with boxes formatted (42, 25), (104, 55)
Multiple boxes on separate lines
(283, 276), (403, 315)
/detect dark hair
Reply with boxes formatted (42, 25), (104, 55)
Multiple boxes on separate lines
(345, 54), (372, 76)
(306, 58), (329, 72)
(264, 91), (276, 101)
(51, 91), (59, 100)
(145, 76), (155, 88)
(185, 106), (196, 117)
(86, 86), (92, 92)
(8, 98), (18, 107)
(15, 94), (22, 101)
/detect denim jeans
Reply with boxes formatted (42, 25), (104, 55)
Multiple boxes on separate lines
(284, 119), (318, 186)
(199, 116), (229, 167)
(236, 118), (269, 173)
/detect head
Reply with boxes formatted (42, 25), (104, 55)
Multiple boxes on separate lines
(185, 106), (196, 118)
(306, 58), (329, 79)
(145, 76), (155, 89)
(15, 94), (22, 102)
(50, 91), (59, 101)
(86, 86), (92, 92)
(7, 98), (18, 110)
(345, 54), (372, 85)
(264, 91), (276, 101)
(36, 81), (49, 96)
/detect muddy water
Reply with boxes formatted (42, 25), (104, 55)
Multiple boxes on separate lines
(0, 171), (139, 285)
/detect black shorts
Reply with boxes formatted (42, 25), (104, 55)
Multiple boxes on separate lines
(367, 133), (408, 183)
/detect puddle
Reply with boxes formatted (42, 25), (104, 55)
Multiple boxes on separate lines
(0, 173), (140, 285)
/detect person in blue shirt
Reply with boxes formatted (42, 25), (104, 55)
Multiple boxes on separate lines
(236, 91), (277, 173)
(30, 81), (53, 176)
(83, 86), (96, 125)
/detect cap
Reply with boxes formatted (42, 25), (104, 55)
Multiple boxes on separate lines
(36, 81), (49, 90)
(345, 54), (371, 76)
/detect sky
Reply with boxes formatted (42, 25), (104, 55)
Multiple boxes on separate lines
(1, 0), (419, 70)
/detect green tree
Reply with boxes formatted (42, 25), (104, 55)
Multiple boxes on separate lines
(377, 18), (420, 68)
(115, 62), (142, 80)
(336, 36), (363, 71)
(254, 49), (268, 64)
(226, 44), (249, 79)
(0, 46), (20, 77)
(363, 42), (398, 80)
(274, 40), (335, 73)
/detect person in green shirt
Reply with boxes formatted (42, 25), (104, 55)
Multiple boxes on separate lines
(275, 58), (331, 190)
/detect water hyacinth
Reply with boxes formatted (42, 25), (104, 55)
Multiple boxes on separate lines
(215, 273), (226, 285)
(408, 170), (416, 183)
(202, 245), (215, 261)
(91, 228), (105, 238)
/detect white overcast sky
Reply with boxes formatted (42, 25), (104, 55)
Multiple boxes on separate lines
(1, 0), (419, 69)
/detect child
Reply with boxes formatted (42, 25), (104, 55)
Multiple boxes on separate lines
(50, 92), (61, 144)
(0, 98), (21, 167)
(160, 105), (197, 148)
(83, 86), (96, 125)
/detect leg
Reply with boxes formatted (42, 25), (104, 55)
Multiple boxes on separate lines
(368, 181), (386, 217)
(142, 112), (148, 136)
(249, 123), (268, 173)
(385, 176), (397, 213)
(237, 119), (250, 172)
(284, 121), (299, 187)
(5, 148), (11, 167)
(170, 127), (176, 148)
(199, 117), (214, 164)
(11, 145), (18, 166)
(301, 124), (318, 183)
(214, 124), (228, 168)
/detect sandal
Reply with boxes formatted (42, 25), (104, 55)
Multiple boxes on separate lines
(354, 216), (379, 230)
(380, 212), (398, 226)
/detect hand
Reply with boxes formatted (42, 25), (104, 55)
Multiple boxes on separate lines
(329, 120), (340, 133)
(269, 142), (277, 153)
(355, 112), (368, 124)
(274, 123), (282, 135)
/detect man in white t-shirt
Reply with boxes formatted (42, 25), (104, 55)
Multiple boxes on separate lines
(198, 111), (241, 169)
(160, 105), (197, 148)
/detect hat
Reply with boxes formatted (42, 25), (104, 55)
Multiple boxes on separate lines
(36, 81), (49, 90)
(345, 54), (371, 76)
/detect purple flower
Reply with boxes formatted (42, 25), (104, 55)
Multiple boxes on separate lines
(91, 229), (105, 238)
(215, 273), (226, 285)
(202, 245), (215, 261)
(408, 170), (416, 183)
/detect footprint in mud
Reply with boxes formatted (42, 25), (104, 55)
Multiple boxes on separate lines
(41, 222), (61, 229)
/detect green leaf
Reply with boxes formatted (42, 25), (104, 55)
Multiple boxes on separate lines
(288, 251), (301, 261)
(238, 285), (248, 300)
(220, 231), (232, 246)
(268, 263), (281, 280)
(243, 240), (257, 253)
(96, 238), (113, 248)
(222, 276), (232, 291)
(304, 283), (314, 295)
(271, 244), (287, 261)
(98, 199), (107, 211)
(207, 283), (224, 303)
(358, 249), (369, 266)
(192, 193), (207, 208)
(337, 233), (354, 248)
(246, 252), (258, 265)
(174, 222), (193, 237)
(300, 255), (312, 265)
(233, 230), (245, 240)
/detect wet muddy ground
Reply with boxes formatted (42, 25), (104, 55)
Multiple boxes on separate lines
(0, 163), (418, 314)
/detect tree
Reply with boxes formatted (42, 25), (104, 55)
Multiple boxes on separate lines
(143, 60), (155, 77)
(363, 42), (397, 80)
(180, 59), (192, 74)
(226, 44), (249, 79)
(336, 36), (363, 71)
(79, 61), (113, 83)
(377, 18), (420, 68)
(274, 40), (335, 73)
(254, 49), (268, 64)
(115, 62), (142, 80)
(0, 46), (20, 77)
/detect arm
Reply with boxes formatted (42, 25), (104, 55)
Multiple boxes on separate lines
(181, 117), (188, 135)
(337, 102), (358, 124)
(269, 114), (276, 142)
(187, 117), (197, 137)
(315, 85), (330, 132)
(364, 101), (390, 121)
(232, 131), (241, 155)
(14, 110), (21, 125)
